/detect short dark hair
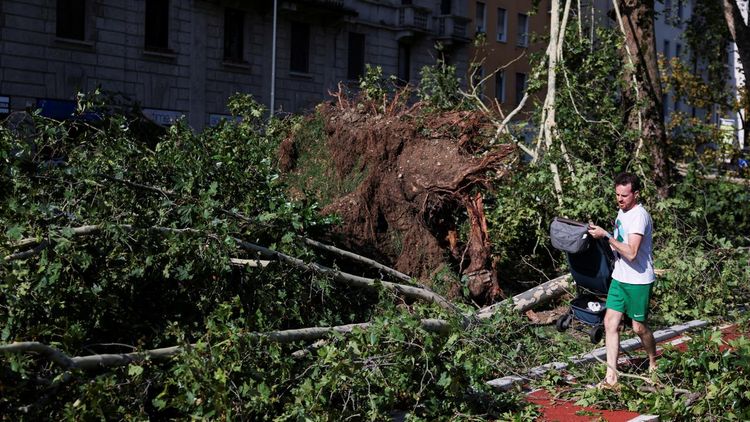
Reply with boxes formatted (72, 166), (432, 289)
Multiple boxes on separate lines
(614, 172), (641, 192)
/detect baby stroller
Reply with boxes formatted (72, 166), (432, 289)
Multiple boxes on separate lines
(549, 217), (615, 343)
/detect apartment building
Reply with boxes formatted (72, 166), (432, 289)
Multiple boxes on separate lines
(654, 0), (747, 149)
(656, 0), (694, 120)
(467, 0), (551, 114)
(0, 0), (471, 130)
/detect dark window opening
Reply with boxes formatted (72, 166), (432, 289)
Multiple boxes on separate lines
(397, 42), (411, 85)
(145, 0), (169, 51)
(515, 72), (527, 105)
(348, 32), (366, 80)
(441, 0), (452, 15)
(56, 0), (85, 40)
(290, 22), (310, 73)
(224, 8), (245, 62)
(495, 71), (504, 102)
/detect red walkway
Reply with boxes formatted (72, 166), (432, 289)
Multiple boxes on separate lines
(526, 323), (743, 421)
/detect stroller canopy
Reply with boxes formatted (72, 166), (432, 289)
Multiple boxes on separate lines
(550, 218), (614, 294)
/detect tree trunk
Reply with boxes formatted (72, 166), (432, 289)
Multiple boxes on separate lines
(461, 192), (502, 302)
(722, 0), (750, 80)
(616, 0), (670, 198)
(475, 273), (573, 318)
(722, 0), (750, 147)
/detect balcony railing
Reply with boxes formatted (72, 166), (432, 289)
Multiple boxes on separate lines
(398, 6), (430, 31)
(434, 15), (468, 41)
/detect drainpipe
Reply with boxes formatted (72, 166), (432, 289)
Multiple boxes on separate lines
(270, 0), (278, 118)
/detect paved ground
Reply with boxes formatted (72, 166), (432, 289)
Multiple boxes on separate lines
(525, 323), (743, 422)
(527, 389), (645, 421)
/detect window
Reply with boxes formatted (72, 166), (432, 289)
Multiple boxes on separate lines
(0, 96), (10, 119)
(397, 42), (411, 84)
(515, 72), (527, 105)
(476, 2), (486, 33)
(663, 0), (672, 19)
(677, 0), (683, 20)
(663, 40), (670, 58)
(348, 32), (365, 80)
(517, 13), (529, 47)
(440, 0), (452, 15)
(495, 71), (505, 103)
(145, 0), (169, 51)
(496, 8), (507, 42)
(675, 43), (682, 59)
(290, 22), (310, 73)
(56, 0), (85, 40)
(224, 8), (245, 62)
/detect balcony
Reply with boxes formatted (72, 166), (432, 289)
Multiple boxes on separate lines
(395, 5), (431, 40)
(433, 15), (471, 44)
(398, 5), (430, 31)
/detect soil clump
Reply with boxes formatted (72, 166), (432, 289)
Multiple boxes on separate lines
(280, 91), (517, 304)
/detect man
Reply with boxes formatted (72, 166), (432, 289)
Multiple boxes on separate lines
(588, 172), (656, 388)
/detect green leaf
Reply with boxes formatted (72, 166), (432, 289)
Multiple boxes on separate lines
(5, 225), (24, 241)
(128, 364), (144, 377)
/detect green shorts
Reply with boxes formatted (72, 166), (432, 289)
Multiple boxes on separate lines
(606, 279), (653, 322)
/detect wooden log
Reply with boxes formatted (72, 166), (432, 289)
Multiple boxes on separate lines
(475, 273), (573, 319)
(229, 258), (272, 268)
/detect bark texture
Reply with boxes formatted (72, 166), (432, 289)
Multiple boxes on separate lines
(722, 0), (750, 80)
(617, 0), (670, 197)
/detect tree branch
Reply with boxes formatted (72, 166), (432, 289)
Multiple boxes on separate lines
(1, 319), (452, 371)
(300, 237), (412, 283)
(6, 224), (461, 316)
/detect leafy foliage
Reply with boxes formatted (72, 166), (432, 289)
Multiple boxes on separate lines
(3, 8), (750, 419)
(418, 57), (465, 111)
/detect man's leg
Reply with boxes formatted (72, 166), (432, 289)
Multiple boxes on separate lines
(604, 308), (624, 385)
(632, 320), (657, 370)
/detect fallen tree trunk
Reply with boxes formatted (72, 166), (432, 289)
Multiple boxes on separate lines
(475, 273), (573, 319)
(5, 224), (459, 315)
(0, 319), (452, 371)
(300, 236), (412, 283)
(1, 274), (575, 372)
(234, 238), (464, 317)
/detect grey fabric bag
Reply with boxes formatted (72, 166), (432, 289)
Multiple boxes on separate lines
(550, 217), (590, 254)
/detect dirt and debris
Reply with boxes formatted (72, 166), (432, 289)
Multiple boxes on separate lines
(280, 88), (518, 304)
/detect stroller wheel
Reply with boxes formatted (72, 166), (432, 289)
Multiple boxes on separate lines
(556, 314), (572, 332)
(589, 325), (604, 344)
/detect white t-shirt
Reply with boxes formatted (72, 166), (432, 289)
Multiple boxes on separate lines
(611, 204), (655, 285)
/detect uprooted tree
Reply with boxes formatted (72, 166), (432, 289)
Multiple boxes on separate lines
(280, 80), (517, 304)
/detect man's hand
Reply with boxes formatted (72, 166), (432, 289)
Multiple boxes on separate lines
(587, 224), (608, 239)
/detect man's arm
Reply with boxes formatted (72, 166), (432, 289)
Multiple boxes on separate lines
(588, 225), (643, 261)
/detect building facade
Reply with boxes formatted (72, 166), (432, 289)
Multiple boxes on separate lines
(0, 0), (472, 130)
(467, 0), (550, 114)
